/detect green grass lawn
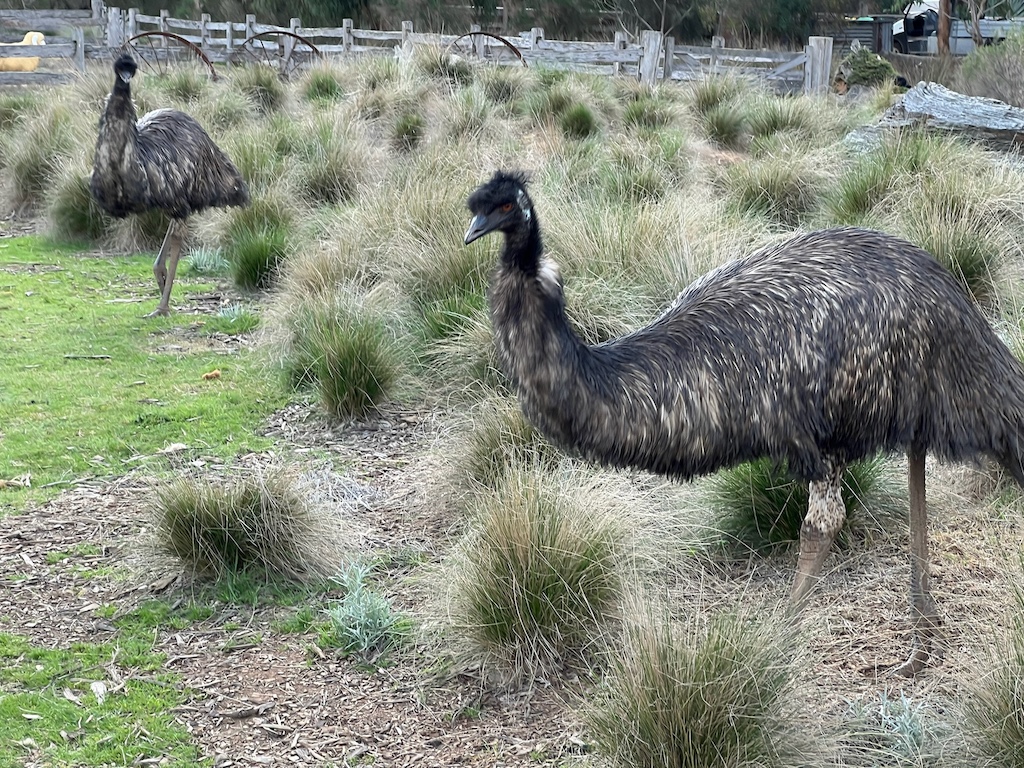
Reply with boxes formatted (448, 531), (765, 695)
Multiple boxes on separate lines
(0, 236), (287, 511)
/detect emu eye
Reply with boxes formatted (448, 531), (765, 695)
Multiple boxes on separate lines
(500, 202), (514, 213)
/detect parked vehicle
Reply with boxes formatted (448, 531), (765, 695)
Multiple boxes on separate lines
(892, 1), (1023, 54)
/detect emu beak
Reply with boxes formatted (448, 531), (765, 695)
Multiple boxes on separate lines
(118, 69), (133, 83)
(464, 214), (490, 245)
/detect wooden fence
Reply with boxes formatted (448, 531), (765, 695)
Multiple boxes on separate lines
(0, 1), (102, 85)
(1, 0), (831, 94)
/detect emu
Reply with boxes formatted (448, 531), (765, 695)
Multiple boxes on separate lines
(91, 53), (249, 317)
(464, 169), (1024, 675)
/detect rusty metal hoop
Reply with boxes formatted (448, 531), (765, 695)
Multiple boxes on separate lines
(230, 30), (323, 79)
(121, 31), (218, 80)
(446, 31), (528, 67)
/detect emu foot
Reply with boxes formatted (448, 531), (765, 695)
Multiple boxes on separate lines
(895, 615), (943, 677)
(145, 305), (170, 318)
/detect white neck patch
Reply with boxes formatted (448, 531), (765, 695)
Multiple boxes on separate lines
(517, 188), (532, 222)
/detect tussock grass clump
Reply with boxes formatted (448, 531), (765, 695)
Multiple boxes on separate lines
(105, 207), (169, 253)
(700, 101), (747, 148)
(521, 81), (576, 123)
(746, 96), (813, 143)
(193, 85), (253, 131)
(393, 109), (426, 150)
(222, 192), (295, 291)
(623, 95), (676, 131)
(443, 85), (492, 138)
(964, 585), (1024, 768)
(724, 155), (821, 227)
(286, 291), (411, 418)
(560, 102), (599, 140)
(296, 116), (366, 206)
(413, 44), (473, 87)
(586, 606), (805, 768)
(478, 65), (531, 106)
(186, 247), (230, 275)
(0, 91), (39, 134)
(688, 75), (747, 118)
(448, 467), (627, 676)
(46, 165), (110, 242)
(232, 64), (286, 113)
(152, 466), (343, 582)
(706, 456), (902, 554)
(158, 67), (209, 104)
(457, 396), (563, 488)
(6, 101), (83, 208)
(301, 62), (346, 104)
(225, 119), (298, 193)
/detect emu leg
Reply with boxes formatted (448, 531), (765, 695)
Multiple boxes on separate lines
(151, 219), (176, 294)
(791, 462), (846, 607)
(897, 449), (941, 676)
(148, 219), (184, 318)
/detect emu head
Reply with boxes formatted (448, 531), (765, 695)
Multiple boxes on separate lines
(113, 53), (138, 83)
(464, 170), (533, 245)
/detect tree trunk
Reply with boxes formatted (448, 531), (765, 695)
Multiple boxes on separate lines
(967, 0), (985, 48)
(937, 0), (952, 56)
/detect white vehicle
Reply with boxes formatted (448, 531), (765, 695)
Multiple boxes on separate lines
(892, 1), (1023, 54)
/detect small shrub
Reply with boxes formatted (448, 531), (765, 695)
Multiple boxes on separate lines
(841, 690), (949, 767)
(393, 109), (426, 150)
(560, 102), (599, 140)
(964, 585), (1024, 768)
(448, 467), (625, 676)
(232, 64), (286, 113)
(186, 247), (230, 275)
(958, 29), (1024, 108)
(586, 607), (804, 768)
(839, 47), (899, 88)
(302, 64), (345, 104)
(152, 467), (341, 582)
(706, 456), (902, 554)
(321, 561), (410, 658)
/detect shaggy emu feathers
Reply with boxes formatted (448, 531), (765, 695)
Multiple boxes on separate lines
(469, 170), (1024, 486)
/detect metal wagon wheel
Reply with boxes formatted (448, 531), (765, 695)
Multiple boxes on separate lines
(120, 31), (218, 80)
(230, 30), (323, 79)
(446, 31), (528, 67)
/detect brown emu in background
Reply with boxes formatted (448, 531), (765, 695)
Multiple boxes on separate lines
(464, 169), (1024, 675)
(91, 53), (249, 317)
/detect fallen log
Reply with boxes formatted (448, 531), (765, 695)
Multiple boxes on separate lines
(878, 81), (1024, 151)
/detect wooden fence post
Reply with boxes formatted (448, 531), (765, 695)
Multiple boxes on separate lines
(530, 27), (544, 49)
(106, 6), (124, 48)
(91, 0), (105, 23)
(200, 13), (210, 49)
(226, 18), (233, 51)
(343, 18), (353, 53)
(401, 20), (413, 45)
(710, 35), (724, 73)
(285, 17), (301, 61)
(126, 7), (137, 39)
(612, 30), (627, 75)
(470, 23), (485, 58)
(73, 26), (85, 71)
(662, 35), (674, 81)
(638, 30), (662, 84)
(245, 14), (256, 41)
(803, 35), (833, 95)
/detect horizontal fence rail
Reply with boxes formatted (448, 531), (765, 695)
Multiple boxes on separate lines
(1, 1), (830, 94)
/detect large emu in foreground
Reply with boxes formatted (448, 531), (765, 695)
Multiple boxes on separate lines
(91, 53), (249, 316)
(464, 170), (1024, 675)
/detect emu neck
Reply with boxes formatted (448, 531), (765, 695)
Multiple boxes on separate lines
(92, 76), (147, 217)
